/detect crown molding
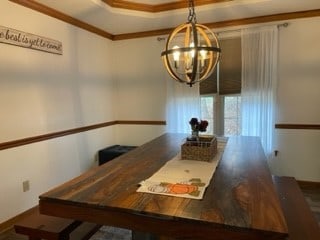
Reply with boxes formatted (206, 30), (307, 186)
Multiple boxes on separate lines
(114, 9), (320, 40)
(8, 0), (320, 41)
(9, 0), (113, 39)
(102, 0), (231, 13)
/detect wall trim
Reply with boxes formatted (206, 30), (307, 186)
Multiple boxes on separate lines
(0, 205), (38, 233)
(9, 0), (113, 39)
(9, 1), (320, 40)
(275, 124), (320, 130)
(2, 122), (318, 150)
(114, 9), (320, 40)
(116, 120), (166, 125)
(102, 0), (229, 13)
(297, 180), (320, 190)
(0, 120), (166, 151)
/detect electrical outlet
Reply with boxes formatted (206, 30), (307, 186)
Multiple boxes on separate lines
(22, 180), (30, 192)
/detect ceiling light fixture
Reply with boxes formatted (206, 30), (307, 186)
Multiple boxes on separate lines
(161, 0), (221, 87)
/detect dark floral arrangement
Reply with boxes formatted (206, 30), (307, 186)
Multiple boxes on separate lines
(189, 118), (208, 132)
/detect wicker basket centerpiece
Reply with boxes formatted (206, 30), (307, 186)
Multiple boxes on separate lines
(182, 118), (217, 161)
(181, 135), (217, 161)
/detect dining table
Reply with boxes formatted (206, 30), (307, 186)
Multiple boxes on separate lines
(38, 133), (288, 240)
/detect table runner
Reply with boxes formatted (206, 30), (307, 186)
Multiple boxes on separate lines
(137, 140), (226, 199)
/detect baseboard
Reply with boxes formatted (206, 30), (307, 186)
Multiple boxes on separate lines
(0, 205), (38, 233)
(297, 180), (320, 190)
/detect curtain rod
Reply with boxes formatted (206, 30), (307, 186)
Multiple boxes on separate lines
(157, 22), (289, 41)
(216, 22), (289, 35)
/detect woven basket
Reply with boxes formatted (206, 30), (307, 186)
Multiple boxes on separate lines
(181, 136), (217, 161)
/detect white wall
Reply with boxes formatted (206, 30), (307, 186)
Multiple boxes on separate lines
(113, 37), (167, 145)
(272, 129), (320, 181)
(270, 17), (320, 181)
(0, 1), (116, 223)
(0, 128), (115, 222)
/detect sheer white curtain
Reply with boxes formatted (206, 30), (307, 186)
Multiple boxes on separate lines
(241, 25), (278, 157)
(166, 78), (200, 133)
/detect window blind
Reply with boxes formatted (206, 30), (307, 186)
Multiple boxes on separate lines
(200, 37), (241, 95)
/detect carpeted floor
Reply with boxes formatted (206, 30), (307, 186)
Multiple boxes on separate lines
(302, 188), (320, 227)
(0, 225), (132, 240)
(89, 226), (132, 240)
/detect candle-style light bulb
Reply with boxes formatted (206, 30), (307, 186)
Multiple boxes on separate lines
(172, 45), (180, 68)
(188, 42), (195, 69)
(190, 42), (195, 58)
(200, 46), (207, 68)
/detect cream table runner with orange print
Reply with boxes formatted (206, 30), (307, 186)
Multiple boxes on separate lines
(137, 139), (226, 199)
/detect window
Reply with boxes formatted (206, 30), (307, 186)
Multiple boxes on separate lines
(200, 95), (215, 135)
(200, 95), (241, 136)
(200, 36), (242, 136)
(224, 95), (241, 136)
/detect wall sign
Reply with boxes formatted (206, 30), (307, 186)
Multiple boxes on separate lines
(0, 25), (63, 55)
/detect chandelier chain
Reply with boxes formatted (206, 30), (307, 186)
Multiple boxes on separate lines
(187, 0), (197, 23)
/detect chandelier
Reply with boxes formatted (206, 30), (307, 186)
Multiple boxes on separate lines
(161, 0), (221, 87)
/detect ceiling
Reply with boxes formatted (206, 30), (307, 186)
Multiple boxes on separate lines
(12, 0), (320, 36)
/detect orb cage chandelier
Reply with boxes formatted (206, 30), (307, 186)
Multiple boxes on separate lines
(161, 0), (221, 87)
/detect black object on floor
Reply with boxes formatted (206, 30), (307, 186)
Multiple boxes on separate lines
(98, 145), (136, 166)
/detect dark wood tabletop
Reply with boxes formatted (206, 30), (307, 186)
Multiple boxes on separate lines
(39, 133), (288, 239)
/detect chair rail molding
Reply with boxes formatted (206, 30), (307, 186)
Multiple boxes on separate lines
(0, 120), (166, 151)
(275, 124), (320, 130)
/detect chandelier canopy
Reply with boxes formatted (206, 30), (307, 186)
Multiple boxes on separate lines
(161, 0), (221, 87)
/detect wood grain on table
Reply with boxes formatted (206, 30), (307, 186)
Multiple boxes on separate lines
(39, 134), (288, 240)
